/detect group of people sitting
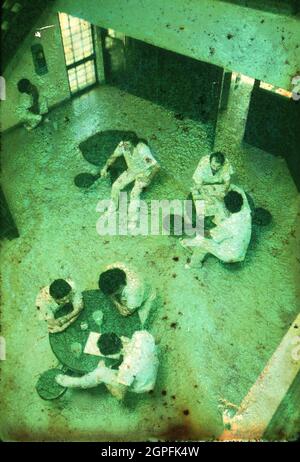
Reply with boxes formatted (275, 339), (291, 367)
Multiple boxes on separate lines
(99, 133), (251, 268)
(36, 146), (252, 401)
(36, 263), (158, 400)
(28, 91), (252, 400)
(17, 79), (251, 271)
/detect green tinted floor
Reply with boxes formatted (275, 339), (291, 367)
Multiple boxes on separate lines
(0, 83), (299, 441)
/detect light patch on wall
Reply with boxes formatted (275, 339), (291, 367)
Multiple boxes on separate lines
(0, 336), (6, 360)
(260, 81), (292, 98)
(0, 76), (6, 100)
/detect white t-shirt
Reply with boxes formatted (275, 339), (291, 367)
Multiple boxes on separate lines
(113, 142), (158, 175)
(118, 331), (159, 393)
(106, 262), (153, 312)
(210, 189), (252, 262)
(192, 154), (234, 187)
(36, 279), (80, 321)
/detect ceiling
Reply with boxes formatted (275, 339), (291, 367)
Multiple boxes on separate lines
(1, 0), (51, 73)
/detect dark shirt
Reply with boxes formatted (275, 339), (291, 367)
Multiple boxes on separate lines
(29, 84), (40, 114)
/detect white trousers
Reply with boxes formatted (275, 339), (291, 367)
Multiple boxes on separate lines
(110, 169), (153, 224)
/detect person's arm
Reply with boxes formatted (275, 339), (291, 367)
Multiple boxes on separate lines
(48, 315), (79, 333)
(101, 144), (123, 177)
(192, 157), (207, 189)
(111, 295), (132, 316)
(56, 362), (118, 389)
(147, 163), (160, 181)
(73, 290), (83, 311)
(50, 290), (84, 332)
(138, 289), (156, 326)
(192, 174), (204, 191)
(223, 177), (230, 192)
(117, 353), (137, 389)
(222, 162), (234, 192)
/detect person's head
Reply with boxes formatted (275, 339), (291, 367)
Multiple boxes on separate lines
(224, 191), (243, 213)
(49, 279), (72, 303)
(120, 132), (139, 152)
(138, 137), (149, 146)
(17, 78), (31, 94)
(97, 332), (122, 355)
(98, 268), (127, 296)
(210, 151), (225, 172)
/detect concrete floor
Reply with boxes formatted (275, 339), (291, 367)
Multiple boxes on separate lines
(0, 82), (299, 441)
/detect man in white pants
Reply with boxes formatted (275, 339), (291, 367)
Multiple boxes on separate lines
(98, 262), (156, 326)
(56, 330), (159, 400)
(181, 188), (251, 268)
(100, 133), (159, 228)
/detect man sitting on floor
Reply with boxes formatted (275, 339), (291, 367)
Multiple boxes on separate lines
(191, 151), (234, 219)
(36, 278), (84, 333)
(181, 189), (251, 268)
(56, 330), (159, 400)
(100, 132), (159, 229)
(98, 262), (156, 326)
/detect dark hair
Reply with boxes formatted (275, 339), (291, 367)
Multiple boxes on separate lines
(97, 332), (122, 355)
(224, 191), (243, 213)
(122, 132), (139, 147)
(138, 138), (149, 146)
(98, 268), (126, 295)
(210, 151), (225, 166)
(49, 279), (72, 300)
(17, 78), (31, 93)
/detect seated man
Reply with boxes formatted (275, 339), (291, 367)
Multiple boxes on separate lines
(16, 78), (48, 130)
(98, 262), (156, 326)
(100, 132), (159, 227)
(56, 330), (159, 400)
(181, 190), (251, 268)
(191, 151), (234, 218)
(36, 278), (84, 333)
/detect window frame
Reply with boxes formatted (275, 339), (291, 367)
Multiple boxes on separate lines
(58, 12), (98, 97)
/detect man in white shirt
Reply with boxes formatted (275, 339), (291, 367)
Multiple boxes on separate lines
(16, 78), (48, 130)
(181, 189), (251, 268)
(191, 152), (234, 217)
(55, 330), (159, 400)
(36, 278), (84, 333)
(100, 133), (159, 227)
(98, 262), (156, 326)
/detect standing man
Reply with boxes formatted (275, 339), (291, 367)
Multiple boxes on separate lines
(100, 133), (159, 228)
(98, 262), (156, 326)
(191, 152), (234, 218)
(16, 78), (48, 130)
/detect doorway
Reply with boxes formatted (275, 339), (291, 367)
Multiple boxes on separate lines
(58, 12), (97, 95)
